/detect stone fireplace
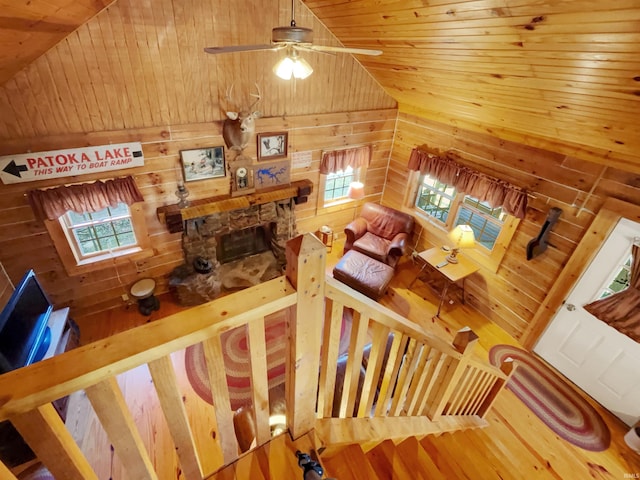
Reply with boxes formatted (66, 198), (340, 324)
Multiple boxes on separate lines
(169, 200), (297, 305)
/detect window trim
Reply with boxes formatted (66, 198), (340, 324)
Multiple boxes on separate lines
(46, 202), (153, 276)
(405, 170), (518, 272)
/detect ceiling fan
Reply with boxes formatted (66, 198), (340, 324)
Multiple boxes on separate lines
(204, 0), (382, 79)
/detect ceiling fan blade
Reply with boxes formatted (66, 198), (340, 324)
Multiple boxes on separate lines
(204, 44), (283, 54)
(300, 44), (382, 56)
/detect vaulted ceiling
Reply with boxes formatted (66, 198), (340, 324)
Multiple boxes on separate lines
(1, 0), (639, 173)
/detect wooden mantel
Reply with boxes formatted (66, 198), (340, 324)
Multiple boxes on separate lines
(156, 179), (313, 233)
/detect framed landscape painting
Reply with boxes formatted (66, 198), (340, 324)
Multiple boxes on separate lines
(180, 146), (225, 182)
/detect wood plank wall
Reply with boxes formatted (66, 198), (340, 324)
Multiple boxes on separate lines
(0, 0), (395, 139)
(0, 109), (396, 318)
(384, 111), (640, 341)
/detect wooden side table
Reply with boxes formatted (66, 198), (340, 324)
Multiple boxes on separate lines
(409, 247), (479, 319)
(315, 227), (334, 253)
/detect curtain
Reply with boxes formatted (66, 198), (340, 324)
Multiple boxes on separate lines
(407, 147), (528, 219)
(583, 243), (640, 343)
(27, 176), (144, 221)
(320, 145), (371, 175)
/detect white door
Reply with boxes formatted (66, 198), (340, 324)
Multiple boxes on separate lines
(534, 218), (640, 427)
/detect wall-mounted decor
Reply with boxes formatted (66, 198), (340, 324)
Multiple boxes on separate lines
(257, 132), (288, 161)
(180, 146), (225, 182)
(526, 207), (562, 260)
(230, 157), (255, 197)
(0, 142), (144, 185)
(254, 160), (290, 190)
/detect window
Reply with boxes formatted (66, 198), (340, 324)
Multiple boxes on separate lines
(411, 174), (519, 272)
(596, 254), (632, 299)
(45, 202), (151, 275)
(454, 197), (506, 250)
(61, 203), (137, 260)
(324, 166), (354, 203)
(415, 176), (455, 222)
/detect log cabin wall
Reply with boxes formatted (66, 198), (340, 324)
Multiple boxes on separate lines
(384, 111), (640, 341)
(0, 110), (396, 318)
(0, 0), (397, 317)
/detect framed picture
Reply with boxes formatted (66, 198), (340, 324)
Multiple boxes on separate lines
(180, 146), (225, 182)
(257, 132), (288, 161)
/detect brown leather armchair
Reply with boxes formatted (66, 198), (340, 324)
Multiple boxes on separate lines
(344, 202), (415, 268)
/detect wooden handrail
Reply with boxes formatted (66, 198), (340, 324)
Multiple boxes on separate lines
(0, 276), (297, 421)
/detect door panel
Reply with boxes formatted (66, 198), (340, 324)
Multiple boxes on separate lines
(534, 218), (640, 426)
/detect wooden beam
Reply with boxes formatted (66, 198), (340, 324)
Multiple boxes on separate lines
(147, 355), (204, 480)
(285, 233), (326, 439)
(157, 179), (313, 232)
(11, 404), (97, 479)
(85, 378), (157, 480)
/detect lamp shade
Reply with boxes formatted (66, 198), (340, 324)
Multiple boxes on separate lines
(273, 50), (313, 80)
(347, 181), (365, 200)
(449, 224), (475, 248)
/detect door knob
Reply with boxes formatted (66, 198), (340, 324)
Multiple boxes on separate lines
(565, 303), (576, 311)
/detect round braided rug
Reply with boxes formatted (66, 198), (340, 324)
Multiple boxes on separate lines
(185, 312), (287, 411)
(489, 344), (610, 451)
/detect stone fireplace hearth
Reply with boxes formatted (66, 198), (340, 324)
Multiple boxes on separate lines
(169, 200), (297, 305)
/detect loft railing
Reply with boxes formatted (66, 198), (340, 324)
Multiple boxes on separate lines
(0, 234), (511, 479)
(313, 276), (511, 446)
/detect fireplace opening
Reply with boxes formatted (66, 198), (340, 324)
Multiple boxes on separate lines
(217, 224), (273, 264)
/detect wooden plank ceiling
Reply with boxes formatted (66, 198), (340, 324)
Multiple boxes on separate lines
(1, 0), (639, 173)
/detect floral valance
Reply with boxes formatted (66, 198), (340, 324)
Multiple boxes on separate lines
(27, 176), (144, 221)
(320, 145), (371, 175)
(408, 147), (528, 219)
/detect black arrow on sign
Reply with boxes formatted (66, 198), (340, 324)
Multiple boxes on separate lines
(3, 160), (28, 178)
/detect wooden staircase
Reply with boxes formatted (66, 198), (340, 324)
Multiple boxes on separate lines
(0, 234), (512, 479)
(322, 430), (506, 480)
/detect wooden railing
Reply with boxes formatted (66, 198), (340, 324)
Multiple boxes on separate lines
(0, 234), (511, 479)
(314, 277), (512, 446)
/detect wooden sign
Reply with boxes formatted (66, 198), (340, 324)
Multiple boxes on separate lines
(0, 142), (144, 184)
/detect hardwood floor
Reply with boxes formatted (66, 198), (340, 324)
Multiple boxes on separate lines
(59, 239), (640, 479)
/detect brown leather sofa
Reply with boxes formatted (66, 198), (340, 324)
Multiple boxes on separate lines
(344, 202), (415, 269)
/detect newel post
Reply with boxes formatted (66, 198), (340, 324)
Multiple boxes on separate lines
(428, 327), (479, 420)
(285, 233), (327, 439)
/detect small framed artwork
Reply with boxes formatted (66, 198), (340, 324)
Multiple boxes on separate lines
(257, 132), (288, 161)
(180, 146), (226, 182)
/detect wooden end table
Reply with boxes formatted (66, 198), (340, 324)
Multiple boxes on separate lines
(409, 247), (480, 319)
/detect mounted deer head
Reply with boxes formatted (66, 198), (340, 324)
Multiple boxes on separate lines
(222, 83), (262, 151)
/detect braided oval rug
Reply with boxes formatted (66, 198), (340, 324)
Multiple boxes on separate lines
(489, 344), (610, 452)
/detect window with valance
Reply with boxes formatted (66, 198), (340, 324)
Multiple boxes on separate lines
(27, 176), (151, 275)
(408, 147), (527, 271)
(408, 147), (528, 219)
(319, 145), (371, 206)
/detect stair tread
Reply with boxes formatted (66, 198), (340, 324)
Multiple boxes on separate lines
(432, 431), (503, 480)
(208, 431), (320, 479)
(420, 435), (474, 480)
(323, 444), (380, 480)
(366, 439), (416, 479)
(396, 436), (448, 480)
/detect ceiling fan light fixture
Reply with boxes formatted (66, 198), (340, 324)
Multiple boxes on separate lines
(273, 50), (313, 80)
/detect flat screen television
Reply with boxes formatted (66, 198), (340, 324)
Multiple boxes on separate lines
(0, 269), (53, 374)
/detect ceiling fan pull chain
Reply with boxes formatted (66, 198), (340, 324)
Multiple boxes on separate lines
(290, 0), (296, 27)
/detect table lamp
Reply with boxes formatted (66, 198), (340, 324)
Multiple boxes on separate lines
(447, 225), (475, 263)
(347, 181), (365, 200)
